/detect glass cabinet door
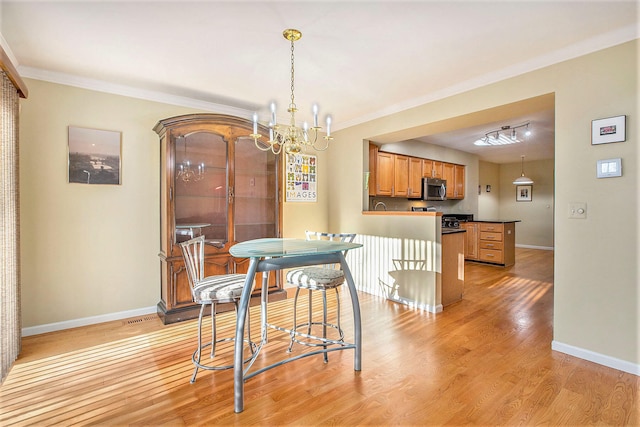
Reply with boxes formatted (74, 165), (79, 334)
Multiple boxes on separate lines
(233, 136), (278, 242)
(174, 131), (228, 246)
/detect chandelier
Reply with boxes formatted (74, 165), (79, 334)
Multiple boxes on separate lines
(251, 28), (332, 155)
(177, 136), (205, 182)
(474, 122), (531, 146)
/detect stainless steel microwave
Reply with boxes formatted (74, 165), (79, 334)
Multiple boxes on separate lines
(422, 178), (447, 201)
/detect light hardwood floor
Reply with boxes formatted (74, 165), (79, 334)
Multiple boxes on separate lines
(2, 248), (638, 425)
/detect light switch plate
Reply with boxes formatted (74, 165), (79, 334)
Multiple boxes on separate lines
(569, 202), (587, 219)
(597, 158), (622, 178)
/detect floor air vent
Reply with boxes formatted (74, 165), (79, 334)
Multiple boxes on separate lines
(124, 315), (157, 325)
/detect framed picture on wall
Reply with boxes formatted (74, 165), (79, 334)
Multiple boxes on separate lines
(68, 126), (122, 185)
(591, 115), (626, 145)
(516, 185), (532, 202)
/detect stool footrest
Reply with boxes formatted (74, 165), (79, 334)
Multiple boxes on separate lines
(192, 337), (257, 371)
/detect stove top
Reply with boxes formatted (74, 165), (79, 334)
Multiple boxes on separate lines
(442, 214), (474, 229)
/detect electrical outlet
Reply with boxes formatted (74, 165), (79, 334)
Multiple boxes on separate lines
(569, 202), (587, 219)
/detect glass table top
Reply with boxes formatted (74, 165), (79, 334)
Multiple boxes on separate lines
(230, 238), (362, 258)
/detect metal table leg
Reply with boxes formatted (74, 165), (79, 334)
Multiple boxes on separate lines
(340, 253), (362, 371)
(234, 258), (259, 413)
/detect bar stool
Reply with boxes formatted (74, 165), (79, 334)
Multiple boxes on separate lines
(285, 231), (356, 362)
(179, 235), (256, 383)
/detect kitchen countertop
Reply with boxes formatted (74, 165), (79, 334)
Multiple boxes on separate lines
(471, 219), (521, 223)
(442, 229), (467, 234)
(362, 211), (441, 216)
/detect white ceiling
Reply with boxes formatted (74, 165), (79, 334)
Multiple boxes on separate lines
(2, 1), (638, 164)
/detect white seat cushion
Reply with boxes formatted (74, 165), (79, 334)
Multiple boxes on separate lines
(192, 274), (247, 303)
(287, 267), (345, 290)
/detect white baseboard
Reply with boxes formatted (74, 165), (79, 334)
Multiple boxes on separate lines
(516, 244), (554, 250)
(552, 340), (639, 376)
(22, 306), (158, 337)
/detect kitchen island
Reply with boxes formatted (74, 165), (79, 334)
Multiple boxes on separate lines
(461, 220), (520, 266)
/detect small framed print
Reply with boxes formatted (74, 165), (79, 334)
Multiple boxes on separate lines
(592, 115), (626, 145)
(516, 185), (532, 202)
(68, 126), (122, 185)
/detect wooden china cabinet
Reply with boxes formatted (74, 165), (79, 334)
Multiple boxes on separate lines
(153, 114), (285, 324)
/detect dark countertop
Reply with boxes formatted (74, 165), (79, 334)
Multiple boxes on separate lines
(442, 229), (467, 234)
(472, 219), (521, 223)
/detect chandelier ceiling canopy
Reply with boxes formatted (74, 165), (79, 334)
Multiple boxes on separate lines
(251, 29), (332, 155)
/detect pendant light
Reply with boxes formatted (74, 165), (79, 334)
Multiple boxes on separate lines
(513, 155), (534, 185)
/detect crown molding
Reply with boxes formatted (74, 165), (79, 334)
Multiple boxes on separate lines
(18, 66), (254, 120)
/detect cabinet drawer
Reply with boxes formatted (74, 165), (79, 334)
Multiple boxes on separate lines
(479, 249), (503, 263)
(479, 231), (503, 242)
(479, 223), (503, 233)
(479, 240), (503, 251)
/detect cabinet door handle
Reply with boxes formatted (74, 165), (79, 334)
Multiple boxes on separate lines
(229, 187), (234, 203)
(486, 244), (494, 247)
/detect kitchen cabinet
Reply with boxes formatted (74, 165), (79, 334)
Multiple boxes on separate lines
(423, 159), (443, 178)
(461, 222), (478, 259)
(432, 161), (443, 179)
(393, 154), (409, 197)
(372, 151), (464, 199)
(443, 162), (465, 199)
(463, 221), (516, 266)
(376, 151), (394, 196)
(408, 157), (423, 198)
(375, 151), (421, 198)
(154, 113), (285, 324)
(454, 164), (465, 199)
(368, 143), (378, 197)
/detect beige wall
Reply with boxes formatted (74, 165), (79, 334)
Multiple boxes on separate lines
(19, 79), (328, 328)
(478, 161), (500, 219)
(329, 41), (638, 368)
(499, 158), (555, 248)
(19, 80), (198, 327)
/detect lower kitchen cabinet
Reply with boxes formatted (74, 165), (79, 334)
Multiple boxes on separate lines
(463, 221), (517, 267)
(442, 231), (465, 306)
(461, 222), (478, 260)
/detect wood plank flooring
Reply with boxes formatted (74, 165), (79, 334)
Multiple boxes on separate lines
(2, 248), (638, 425)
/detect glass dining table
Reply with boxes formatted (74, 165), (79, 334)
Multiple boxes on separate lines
(229, 237), (363, 413)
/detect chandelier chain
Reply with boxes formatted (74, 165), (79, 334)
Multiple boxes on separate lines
(290, 38), (296, 111)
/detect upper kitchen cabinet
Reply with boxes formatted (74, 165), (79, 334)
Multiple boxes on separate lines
(154, 113), (284, 324)
(443, 163), (465, 199)
(376, 151), (394, 196)
(454, 163), (465, 199)
(432, 160), (443, 179)
(374, 151), (423, 198)
(393, 154), (409, 197)
(368, 143), (378, 196)
(408, 157), (423, 198)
